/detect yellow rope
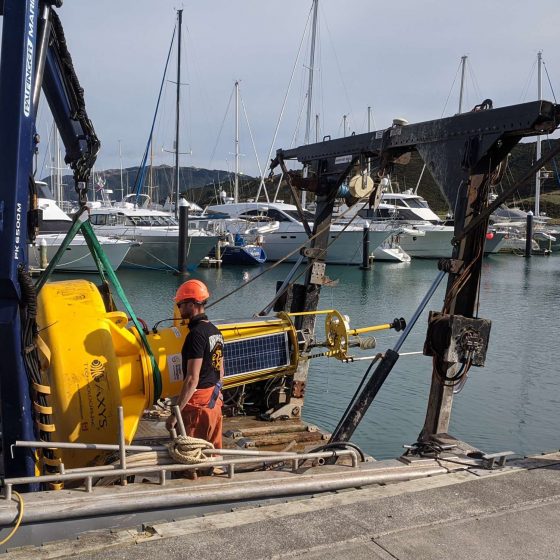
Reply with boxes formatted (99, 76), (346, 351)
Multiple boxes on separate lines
(167, 435), (214, 465)
(0, 491), (24, 546)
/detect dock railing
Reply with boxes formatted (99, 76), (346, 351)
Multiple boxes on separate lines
(3, 406), (359, 499)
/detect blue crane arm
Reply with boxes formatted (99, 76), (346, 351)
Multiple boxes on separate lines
(0, 0), (98, 482)
(42, 8), (100, 201)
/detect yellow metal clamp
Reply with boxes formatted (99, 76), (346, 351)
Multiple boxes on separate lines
(286, 310), (406, 361)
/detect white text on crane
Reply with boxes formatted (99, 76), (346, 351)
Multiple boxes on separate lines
(24, 0), (36, 117)
(14, 203), (22, 261)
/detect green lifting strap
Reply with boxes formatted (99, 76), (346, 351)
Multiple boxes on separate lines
(34, 211), (163, 402)
(34, 209), (87, 293)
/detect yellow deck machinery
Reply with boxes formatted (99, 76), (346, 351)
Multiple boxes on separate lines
(36, 279), (403, 469)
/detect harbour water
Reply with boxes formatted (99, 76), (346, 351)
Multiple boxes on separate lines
(106, 253), (560, 460)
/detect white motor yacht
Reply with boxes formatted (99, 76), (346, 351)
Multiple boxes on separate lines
(31, 186), (133, 272)
(347, 191), (505, 258)
(87, 195), (219, 271)
(205, 201), (396, 265)
(337, 192), (453, 259)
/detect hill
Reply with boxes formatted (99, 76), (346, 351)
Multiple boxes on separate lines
(42, 139), (560, 218)
(42, 165), (238, 206)
(392, 138), (560, 218)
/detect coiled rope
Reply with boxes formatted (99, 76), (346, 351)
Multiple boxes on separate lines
(96, 436), (216, 486)
(167, 435), (215, 465)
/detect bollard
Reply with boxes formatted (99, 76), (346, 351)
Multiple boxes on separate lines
(360, 221), (371, 270)
(177, 199), (189, 275)
(525, 211), (533, 258)
(39, 237), (48, 269)
(216, 239), (222, 267)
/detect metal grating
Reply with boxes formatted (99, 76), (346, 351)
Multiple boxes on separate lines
(224, 332), (290, 377)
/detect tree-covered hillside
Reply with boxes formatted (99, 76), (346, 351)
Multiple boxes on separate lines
(43, 139), (560, 218)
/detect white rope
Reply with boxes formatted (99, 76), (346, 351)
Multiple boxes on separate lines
(131, 246), (180, 272)
(167, 435), (215, 465)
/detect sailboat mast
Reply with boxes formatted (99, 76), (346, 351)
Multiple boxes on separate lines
(54, 125), (61, 205)
(458, 55), (467, 114)
(302, 0), (319, 208)
(174, 8), (183, 219)
(367, 107), (372, 176)
(304, 0), (318, 146)
(234, 80), (239, 204)
(118, 139), (124, 201)
(535, 50), (542, 218)
(149, 139), (154, 204)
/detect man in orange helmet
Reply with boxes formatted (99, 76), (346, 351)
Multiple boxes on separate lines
(166, 279), (224, 450)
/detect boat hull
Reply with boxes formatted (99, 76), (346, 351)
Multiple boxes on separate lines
(262, 229), (393, 264)
(119, 234), (218, 271)
(29, 234), (132, 272)
(372, 243), (411, 262)
(210, 244), (267, 265)
(398, 227), (454, 259)
(484, 231), (507, 254)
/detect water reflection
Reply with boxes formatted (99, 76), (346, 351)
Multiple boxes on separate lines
(57, 254), (560, 460)
(522, 258), (532, 292)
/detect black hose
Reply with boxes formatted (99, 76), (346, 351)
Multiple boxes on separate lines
(151, 317), (184, 333)
(18, 266), (57, 483)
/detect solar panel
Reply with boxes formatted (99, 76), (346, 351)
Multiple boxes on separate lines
(224, 332), (290, 378)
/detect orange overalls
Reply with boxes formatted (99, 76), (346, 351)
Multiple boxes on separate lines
(180, 385), (223, 449)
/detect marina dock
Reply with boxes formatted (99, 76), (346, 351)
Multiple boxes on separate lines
(3, 451), (559, 559)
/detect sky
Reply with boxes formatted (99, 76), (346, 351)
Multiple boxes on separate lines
(29, 0), (560, 180)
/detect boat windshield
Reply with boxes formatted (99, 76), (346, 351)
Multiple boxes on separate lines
(237, 213), (274, 222)
(405, 198), (430, 209)
(283, 209), (315, 222)
(126, 215), (178, 226)
(36, 182), (55, 200)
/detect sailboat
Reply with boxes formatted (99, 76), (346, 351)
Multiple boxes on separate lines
(206, 2), (396, 265)
(490, 52), (558, 253)
(532, 51), (559, 252)
(206, 81), (269, 265)
(87, 10), (218, 271)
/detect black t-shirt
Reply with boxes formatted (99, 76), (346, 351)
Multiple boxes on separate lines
(182, 315), (224, 389)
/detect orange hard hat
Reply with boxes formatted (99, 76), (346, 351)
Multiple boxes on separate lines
(174, 279), (210, 303)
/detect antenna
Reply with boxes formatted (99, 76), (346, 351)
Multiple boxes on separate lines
(458, 55), (467, 114)
(535, 50), (542, 217)
(302, 0), (319, 209)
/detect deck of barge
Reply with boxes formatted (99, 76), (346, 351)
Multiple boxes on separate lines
(136, 414), (332, 454)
